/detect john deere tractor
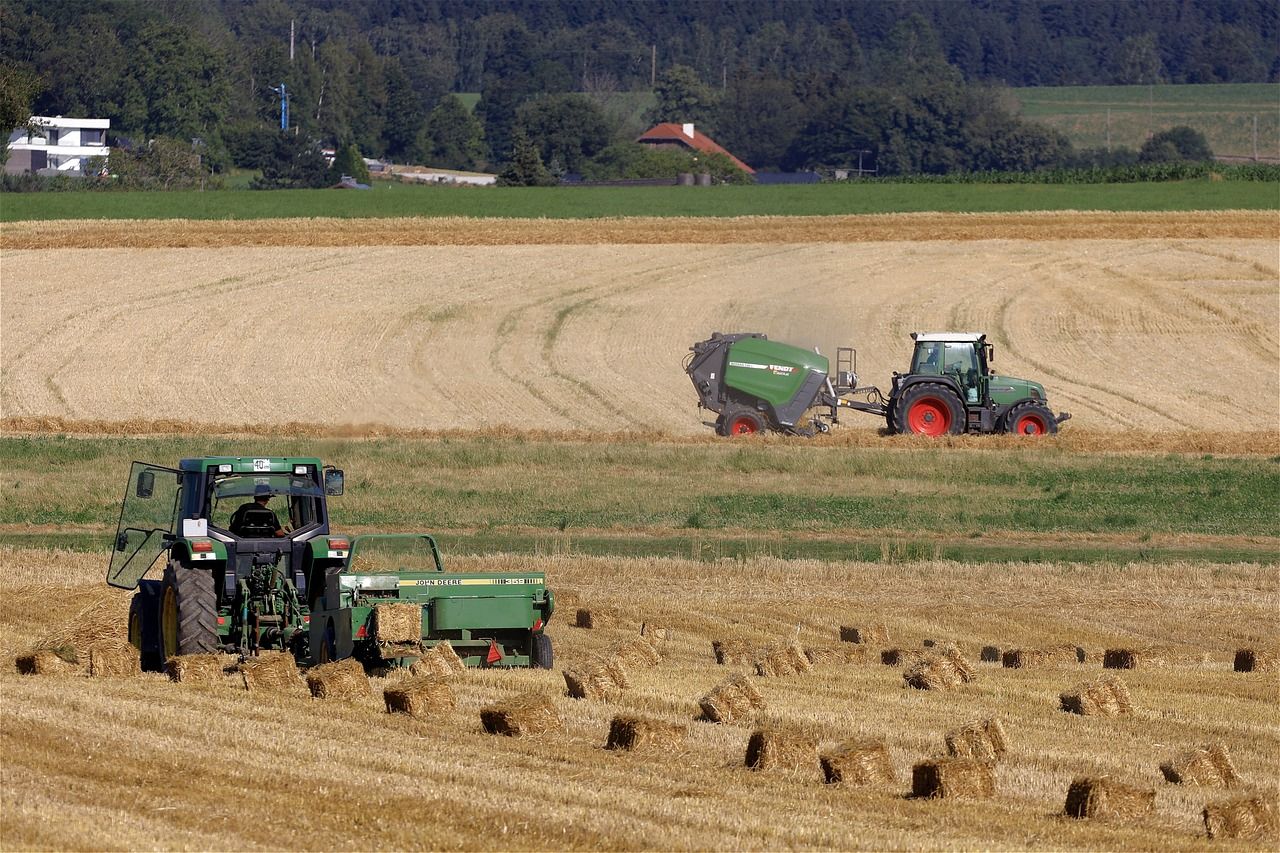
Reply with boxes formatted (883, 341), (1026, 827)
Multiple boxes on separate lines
(108, 457), (554, 671)
(686, 331), (1069, 436)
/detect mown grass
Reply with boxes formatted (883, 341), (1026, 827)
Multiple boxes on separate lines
(1, 179), (1276, 223)
(1, 435), (1275, 562)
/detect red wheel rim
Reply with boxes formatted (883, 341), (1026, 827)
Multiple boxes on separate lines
(728, 416), (759, 435)
(907, 397), (952, 436)
(1016, 414), (1048, 435)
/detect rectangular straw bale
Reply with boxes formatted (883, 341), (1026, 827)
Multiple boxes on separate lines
(911, 758), (996, 799)
(563, 656), (630, 701)
(384, 676), (456, 717)
(980, 645), (1002, 663)
(699, 674), (765, 723)
(1159, 743), (1242, 788)
(904, 647), (975, 690)
(1060, 675), (1133, 716)
(881, 648), (925, 667)
(1064, 777), (1156, 821)
(1003, 645), (1082, 668)
(754, 641), (813, 677)
(574, 608), (607, 629)
(15, 649), (78, 676)
(605, 715), (686, 752)
(611, 637), (661, 669)
(480, 691), (560, 736)
(306, 658), (371, 700)
(820, 739), (895, 786)
(1103, 646), (1172, 669)
(372, 603), (422, 643)
(804, 645), (868, 666)
(1203, 795), (1279, 840)
(745, 726), (820, 774)
(712, 639), (754, 666)
(410, 641), (468, 678)
(86, 639), (140, 677)
(640, 623), (671, 643)
(840, 624), (888, 645)
(945, 718), (1009, 761)
(1234, 648), (1277, 673)
(239, 651), (305, 693)
(166, 653), (231, 685)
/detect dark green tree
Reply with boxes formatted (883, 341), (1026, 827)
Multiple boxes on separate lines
(250, 132), (330, 189)
(130, 23), (229, 141)
(497, 127), (555, 186)
(416, 94), (485, 170)
(328, 143), (371, 183)
(1140, 126), (1213, 162)
(0, 63), (42, 166)
(516, 94), (610, 173)
(381, 59), (424, 161)
(647, 65), (718, 130)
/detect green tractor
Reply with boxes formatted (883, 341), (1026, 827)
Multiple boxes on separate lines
(108, 457), (554, 670)
(686, 331), (1069, 436)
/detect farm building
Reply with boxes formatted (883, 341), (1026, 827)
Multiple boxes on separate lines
(636, 122), (754, 174)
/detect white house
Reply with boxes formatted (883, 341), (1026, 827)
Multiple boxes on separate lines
(4, 116), (111, 175)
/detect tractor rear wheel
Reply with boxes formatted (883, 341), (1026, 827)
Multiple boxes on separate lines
(896, 384), (964, 436)
(1004, 402), (1058, 436)
(161, 562), (219, 659)
(722, 406), (766, 436)
(128, 582), (163, 672)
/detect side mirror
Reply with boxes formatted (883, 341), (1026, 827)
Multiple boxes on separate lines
(115, 531), (129, 552)
(136, 470), (155, 499)
(324, 469), (345, 496)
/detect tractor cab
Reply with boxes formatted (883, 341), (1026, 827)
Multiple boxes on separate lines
(908, 333), (994, 405)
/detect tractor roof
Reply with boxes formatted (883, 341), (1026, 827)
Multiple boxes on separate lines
(911, 332), (986, 343)
(179, 456), (324, 472)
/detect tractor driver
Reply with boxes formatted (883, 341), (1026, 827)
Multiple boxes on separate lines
(229, 484), (286, 538)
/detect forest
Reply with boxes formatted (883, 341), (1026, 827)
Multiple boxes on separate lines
(1, 0), (1277, 181)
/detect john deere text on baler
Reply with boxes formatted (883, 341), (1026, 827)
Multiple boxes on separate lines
(686, 331), (1069, 436)
(107, 457), (553, 671)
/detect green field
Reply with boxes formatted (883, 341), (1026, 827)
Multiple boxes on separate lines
(1013, 82), (1280, 160)
(2, 178), (1276, 222)
(3, 435), (1275, 565)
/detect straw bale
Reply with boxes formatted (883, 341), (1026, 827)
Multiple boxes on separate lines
(86, 639), (140, 677)
(640, 623), (671, 643)
(1060, 675), (1133, 716)
(384, 676), (456, 718)
(1103, 646), (1172, 669)
(820, 739), (895, 786)
(372, 603), (422, 644)
(945, 718), (1009, 762)
(881, 648), (925, 667)
(410, 641), (468, 678)
(904, 647), (975, 690)
(712, 639), (754, 666)
(911, 758), (996, 800)
(804, 645), (868, 666)
(239, 651), (305, 693)
(563, 656), (630, 701)
(605, 715), (686, 752)
(480, 691), (560, 736)
(1064, 777), (1156, 821)
(1003, 645), (1083, 668)
(575, 608), (608, 629)
(1203, 795), (1279, 840)
(306, 658), (371, 700)
(1159, 743), (1242, 788)
(980, 645), (1002, 663)
(754, 642), (813, 677)
(166, 654), (230, 686)
(840, 624), (888, 645)
(745, 726), (819, 774)
(1234, 648), (1277, 673)
(15, 649), (78, 676)
(611, 637), (661, 669)
(699, 675), (765, 724)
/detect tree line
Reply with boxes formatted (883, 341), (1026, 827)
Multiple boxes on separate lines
(1, 0), (1275, 184)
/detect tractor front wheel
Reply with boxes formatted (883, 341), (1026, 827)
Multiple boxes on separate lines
(721, 406), (766, 437)
(161, 562), (219, 659)
(1004, 402), (1058, 436)
(896, 384), (964, 436)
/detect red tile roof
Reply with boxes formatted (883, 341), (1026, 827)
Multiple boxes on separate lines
(635, 123), (755, 173)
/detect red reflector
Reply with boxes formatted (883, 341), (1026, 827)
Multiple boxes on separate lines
(303, 615), (310, 623)
(328, 537), (349, 550)
(355, 624), (367, 638)
(192, 540), (214, 552)
(532, 619), (543, 631)
(217, 616), (225, 625)
(486, 641), (502, 665)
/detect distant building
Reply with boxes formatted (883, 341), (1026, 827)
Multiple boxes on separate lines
(4, 116), (111, 175)
(635, 122), (754, 174)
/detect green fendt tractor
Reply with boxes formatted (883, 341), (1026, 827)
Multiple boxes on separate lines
(686, 331), (1070, 437)
(108, 457), (554, 670)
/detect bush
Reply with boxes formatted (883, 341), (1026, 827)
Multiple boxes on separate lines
(1140, 126), (1214, 163)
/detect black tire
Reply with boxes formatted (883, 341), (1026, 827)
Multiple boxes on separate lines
(894, 383), (965, 436)
(1003, 402), (1058, 436)
(161, 562), (219, 659)
(128, 582), (163, 672)
(532, 633), (553, 669)
(721, 405), (766, 437)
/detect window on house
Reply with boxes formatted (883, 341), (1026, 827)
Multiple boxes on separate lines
(82, 129), (104, 146)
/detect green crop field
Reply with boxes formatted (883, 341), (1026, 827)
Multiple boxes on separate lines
(1013, 82), (1280, 160)
(1, 178), (1276, 223)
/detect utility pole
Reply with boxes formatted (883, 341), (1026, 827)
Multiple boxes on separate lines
(270, 83), (289, 131)
(1106, 108), (1111, 153)
(289, 19), (295, 64)
(651, 44), (656, 88)
(1253, 114), (1259, 161)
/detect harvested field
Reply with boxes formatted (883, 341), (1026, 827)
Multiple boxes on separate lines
(3, 222), (1277, 440)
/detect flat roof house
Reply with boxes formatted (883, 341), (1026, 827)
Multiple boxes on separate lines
(4, 116), (111, 175)
(635, 122), (754, 174)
